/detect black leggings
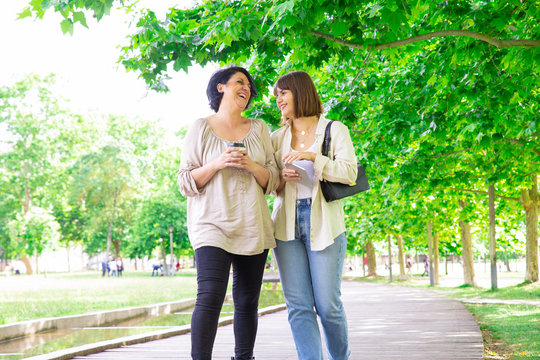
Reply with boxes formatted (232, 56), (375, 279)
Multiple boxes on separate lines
(191, 246), (268, 360)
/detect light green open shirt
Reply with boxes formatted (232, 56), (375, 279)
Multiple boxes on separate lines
(177, 118), (279, 255)
(270, 116), (358, 251)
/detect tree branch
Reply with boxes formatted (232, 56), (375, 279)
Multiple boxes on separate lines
(311, 29), (540, 50)
(448, 188), (520, 201)
(504, 138), (540, 156)
(429, 148), (471, 159)
(524, 170), (540, 178)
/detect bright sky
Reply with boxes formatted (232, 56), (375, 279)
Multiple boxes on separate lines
(0, 1), (214, 134)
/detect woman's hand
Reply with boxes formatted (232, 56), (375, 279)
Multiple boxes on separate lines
(239, 150), (271, 189)
(282, 151), (316, 164)
(281, 168), (301, 183)
(212, 147), (246, 170)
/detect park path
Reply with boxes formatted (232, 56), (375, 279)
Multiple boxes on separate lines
(70, 281), (483, 360)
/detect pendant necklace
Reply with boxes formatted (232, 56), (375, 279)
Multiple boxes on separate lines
(295, 120), (316, 149)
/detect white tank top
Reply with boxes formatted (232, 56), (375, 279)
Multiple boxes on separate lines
(292, 142), (316, 199)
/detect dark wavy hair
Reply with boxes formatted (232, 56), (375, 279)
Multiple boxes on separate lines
(206, 66), (258, 112)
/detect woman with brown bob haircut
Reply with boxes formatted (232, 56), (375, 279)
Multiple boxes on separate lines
(270, 70), (357, 360)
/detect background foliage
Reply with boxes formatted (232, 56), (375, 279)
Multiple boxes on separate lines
(2, 0), (538, 282)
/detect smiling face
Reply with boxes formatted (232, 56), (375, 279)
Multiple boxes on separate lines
(275, 87), (295, 119)
(273, 71), (322, 125)
(219, 72), (251, 110)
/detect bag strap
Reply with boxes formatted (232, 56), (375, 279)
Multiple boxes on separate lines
(321, 120), (334, 156)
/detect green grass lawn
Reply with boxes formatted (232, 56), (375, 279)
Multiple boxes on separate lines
(0, 271), (199, 324)
(436, 282), (540, 301)
(0, 270), (285, 326)
(467, 302), (540, 360)
(436, 281), (540, 360)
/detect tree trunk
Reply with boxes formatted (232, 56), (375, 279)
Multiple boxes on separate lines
(106, 220), (113, 262)
(106, 189), (119, 262)
(488, 184), (498, 290)
(396, 234), (407, 280)
(66, 245), (71, 273)
(427, 221), (435, 287)
(161, 238), (169, 276)
(521, 175), (539, 282)
(21, 174), (34, 275)
(505, 258), (511, 272)
(361, 246), (366, 277)
(433, 232), (440, 285)
(387, 234), (393, 282)
(366, 239), (377, 277)
(459, 199), (476, 286)
(21, 255), (33, 275)
(23, 181), (31, 214)
(112, 240), (120, 258)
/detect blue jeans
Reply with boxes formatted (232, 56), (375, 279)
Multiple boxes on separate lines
(274, 198), (350, 360)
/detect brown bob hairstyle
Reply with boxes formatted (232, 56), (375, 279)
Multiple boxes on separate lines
(273, 71), (323, 125)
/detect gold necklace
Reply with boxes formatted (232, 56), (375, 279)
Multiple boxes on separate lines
(294, 120), (317, 149)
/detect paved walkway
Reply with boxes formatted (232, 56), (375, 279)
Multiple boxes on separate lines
(68, 281), (483, 360)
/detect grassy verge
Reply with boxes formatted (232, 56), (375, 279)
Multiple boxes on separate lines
(433, 281), (540, 359)
(0, 271), (199, 324)
(347, 274), (540, 360)
(0, 270), (286, 326)
(468, 303), (540, 360)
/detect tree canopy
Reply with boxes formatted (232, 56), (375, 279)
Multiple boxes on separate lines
(10, 0), (540, 282)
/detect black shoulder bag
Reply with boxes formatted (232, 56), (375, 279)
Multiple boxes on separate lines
(320, 121), (370, 202)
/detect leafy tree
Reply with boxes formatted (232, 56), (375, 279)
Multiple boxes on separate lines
(7, 207), (60, 274)
(21, 0), (539, 283)
(128, 131), (190, 263)
(0, 74), (91, 272)
(70, 141), (139, 260)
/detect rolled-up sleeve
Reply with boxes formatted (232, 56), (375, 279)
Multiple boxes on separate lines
(261, 122), (280, 195)
(177, 121), (204, 197)
(315, 121), (357, 185)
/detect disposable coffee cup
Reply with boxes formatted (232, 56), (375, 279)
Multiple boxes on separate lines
(228, 141), (246, 151)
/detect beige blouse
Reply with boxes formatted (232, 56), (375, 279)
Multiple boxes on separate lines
(271, 116), (358, 251)
(177, 118), (279, 255)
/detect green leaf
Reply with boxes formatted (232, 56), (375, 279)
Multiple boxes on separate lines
(60, 19), (74, 35)
(427, 75), (437, 86)
(17, 7), (33, 19)
(368, 4), (383, 18)
(509, 92), (522, 105)
(272, 0), (294, 18)
(462, 19), (474, 30)
(73, 12), (88, 28)
(331, 21), (349, 37)
(396, 0), (411, 15)
(29, 0), (44, 9)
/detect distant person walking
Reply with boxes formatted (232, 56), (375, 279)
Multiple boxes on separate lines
(116, 257), (124, 277)
(422, 257), (429, 277)
(152, 263), (162, 277)
(177, 66), (279, 360)
(406, 256), (413, 275)
(101, 260), (107, 277)
(109, 258), (117, 277)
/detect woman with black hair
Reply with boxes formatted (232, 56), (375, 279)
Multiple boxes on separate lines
(177, 66), (279, 360)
